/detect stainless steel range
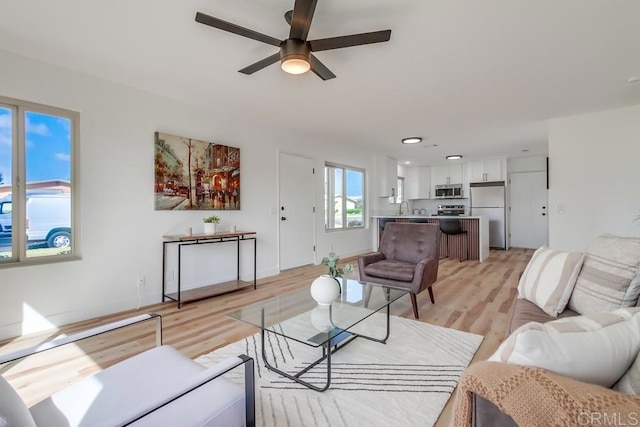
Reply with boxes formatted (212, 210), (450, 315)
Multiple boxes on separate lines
(436, 205), (465, 216)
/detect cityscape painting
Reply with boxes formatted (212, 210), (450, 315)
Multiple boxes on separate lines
(154, 132), (240, 210)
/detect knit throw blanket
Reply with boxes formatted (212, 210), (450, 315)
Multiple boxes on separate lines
(452, 361), (640, 426)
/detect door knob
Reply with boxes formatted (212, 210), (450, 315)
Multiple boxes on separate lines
(281, 216), (287, 221)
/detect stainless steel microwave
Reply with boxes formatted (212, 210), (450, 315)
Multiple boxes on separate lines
(434, 184), (463, 199)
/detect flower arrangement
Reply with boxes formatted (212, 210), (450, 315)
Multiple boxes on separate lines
(203, 215), (220, 224)
(321, 252), (353, 279)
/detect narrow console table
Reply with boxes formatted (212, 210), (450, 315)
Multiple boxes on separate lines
(162, 231), (257, 308)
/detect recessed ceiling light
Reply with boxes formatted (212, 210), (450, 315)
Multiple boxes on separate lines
(627, 76), (640, 83)
(446, 155), (463, 160)
(404, 161), (411, 164)
(401, 137), (422, 144)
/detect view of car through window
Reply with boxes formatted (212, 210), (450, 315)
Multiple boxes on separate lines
(0, 105), (73, 262)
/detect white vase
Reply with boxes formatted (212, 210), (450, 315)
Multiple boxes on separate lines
(203, 222), (217, 234)
(310, 274), (340, 305)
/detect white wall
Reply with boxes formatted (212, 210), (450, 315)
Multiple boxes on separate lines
(0, 50), (375, 339)
(548, 104), (640, 251)
(507, 156), (546, 174)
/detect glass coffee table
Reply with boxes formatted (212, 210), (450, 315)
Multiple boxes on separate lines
(227, 277), (408, 392)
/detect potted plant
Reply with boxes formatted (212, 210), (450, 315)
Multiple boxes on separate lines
(321, 252), (353, 279)
(203, 215), (220, 234)
(322, 252), (353, 279)
(310, 252), (354, 304)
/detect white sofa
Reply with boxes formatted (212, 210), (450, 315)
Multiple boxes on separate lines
(454, 235), (640, 426)
(0, 314), (254, 427)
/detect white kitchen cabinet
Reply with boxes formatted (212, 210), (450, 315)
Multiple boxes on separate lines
(468, 159), (504, 183)
(448, 164), (463, 183)
(468, 161), (486, 183)
(431, 165), (448, 188)
(405, 166), (430, 199)
(431, 164), (463, 190)
(484, 159), (503, 181)
(376, 156), (398, 198)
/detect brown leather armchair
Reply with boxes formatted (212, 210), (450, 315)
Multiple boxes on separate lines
(358, 222), (440, 319)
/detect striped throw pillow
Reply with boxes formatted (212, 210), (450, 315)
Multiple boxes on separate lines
(568, 235), (640, 314)
(517, 246), (585, 317)
(489, 308), (640, 387)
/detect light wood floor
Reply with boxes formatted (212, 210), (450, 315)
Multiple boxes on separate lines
(0, 248), (533, 426)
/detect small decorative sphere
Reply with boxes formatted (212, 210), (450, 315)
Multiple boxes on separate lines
(310, 274), (340, 305)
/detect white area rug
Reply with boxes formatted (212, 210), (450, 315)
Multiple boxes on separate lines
(196, 315), (483, 427)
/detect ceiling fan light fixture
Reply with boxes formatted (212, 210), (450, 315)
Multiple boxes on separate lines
(281, 57), (310, 74)
(401, 137), (422, 144)
(280, 39), (311, 75)
(446, 155), (463, 160)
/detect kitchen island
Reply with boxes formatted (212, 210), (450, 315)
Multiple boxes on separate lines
(371, 215), (490, 262)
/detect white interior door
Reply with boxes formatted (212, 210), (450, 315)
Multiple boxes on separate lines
(509, 171), (548, 248)
(279, 152), (315, 270)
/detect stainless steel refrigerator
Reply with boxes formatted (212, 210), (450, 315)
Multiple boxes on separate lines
(470, 181), (506, 249)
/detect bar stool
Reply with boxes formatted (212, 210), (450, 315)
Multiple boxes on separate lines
(439, 219), (468, 262)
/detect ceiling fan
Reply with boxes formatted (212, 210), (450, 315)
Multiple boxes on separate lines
(195, 0), (391, 80)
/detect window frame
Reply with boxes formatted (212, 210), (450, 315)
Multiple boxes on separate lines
(324, 162), (365, 231)
(0, 95), (80, 267)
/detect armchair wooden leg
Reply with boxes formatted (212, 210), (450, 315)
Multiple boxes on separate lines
(428, 286), (435, 304)
(410, 293), (419, 319)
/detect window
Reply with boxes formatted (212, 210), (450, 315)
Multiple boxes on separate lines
(324, 163), (365, 230)
(0, 96), (78, 265)
(395, 177), (404, 204)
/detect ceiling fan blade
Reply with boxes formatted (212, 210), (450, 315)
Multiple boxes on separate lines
(289, 0), (317, 40)
(309, 30), (391, 52)
(309, 54), (336, 80)
(238, 53), (281, 75)
(195, 12), (282, 47)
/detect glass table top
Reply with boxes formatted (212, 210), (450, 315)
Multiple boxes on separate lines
(227, 277), (408, 347)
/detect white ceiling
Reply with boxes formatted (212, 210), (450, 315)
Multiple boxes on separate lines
(1, 0), (640, 166)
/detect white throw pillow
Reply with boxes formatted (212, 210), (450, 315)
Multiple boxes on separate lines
(517, 246), (585, 317)
(0, 375), (37, 427)
(614, 351), (640, 395)
(489, 308), (640, 387)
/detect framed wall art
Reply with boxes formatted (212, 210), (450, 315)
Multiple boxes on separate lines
(154, 132), (240, 210)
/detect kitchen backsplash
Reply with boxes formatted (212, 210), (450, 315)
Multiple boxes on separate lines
(373, 197), (470, 216)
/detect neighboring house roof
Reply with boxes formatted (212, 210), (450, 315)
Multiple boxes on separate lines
(0, 180), (71, 199)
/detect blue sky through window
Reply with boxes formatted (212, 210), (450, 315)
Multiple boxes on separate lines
(0, 107), (11, 185)
(345, 169), (363, 198)
(0, 109), (71, 185)
(25, 112), (71, 182)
